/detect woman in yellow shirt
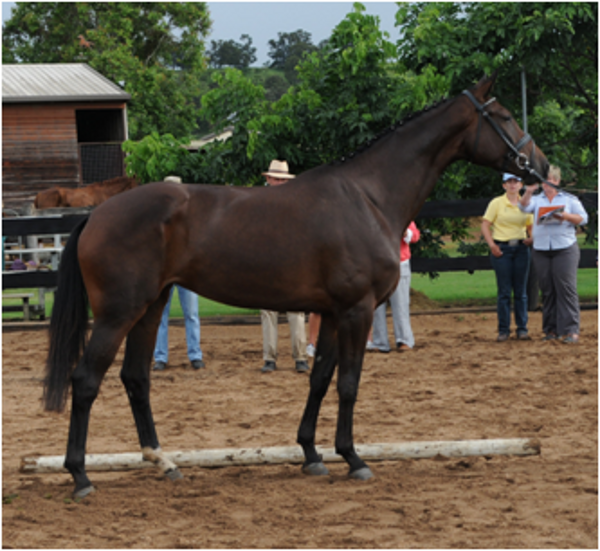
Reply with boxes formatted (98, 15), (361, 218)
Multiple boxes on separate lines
(481, 173), (534, 341)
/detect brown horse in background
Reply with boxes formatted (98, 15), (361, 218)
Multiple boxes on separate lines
(34, 176), (138, 209)
(43, 74), (549, 499)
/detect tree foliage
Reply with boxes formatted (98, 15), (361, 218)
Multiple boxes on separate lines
(208, 34), (257, 69)
(2, 2), (211, 139)
(396, 1), (598, 191)
(266, 29), (319, 84)
(120, 2), (596, 248)
(123, 132), (190, 183)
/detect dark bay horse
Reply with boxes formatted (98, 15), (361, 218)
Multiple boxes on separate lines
(34, 176), (138, 209)
(43, 74), (548, 498)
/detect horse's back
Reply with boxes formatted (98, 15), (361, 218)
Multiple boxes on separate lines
(78, 180), (399, 314)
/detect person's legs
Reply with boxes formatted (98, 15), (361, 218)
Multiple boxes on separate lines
(371, 302), (391, 352)
(490, 245), (512, 336)
(512, 244), (530, 335)
(552, 244), (581, 337)
(153, 286), (174, 363)
(288, 312), (307, 361)
(261, 310), (278, 362)
(390, 262), (414, 348)
(307, 313), (321, 356)
(532, 249), (557, 336)
(177, 286), (202, 362)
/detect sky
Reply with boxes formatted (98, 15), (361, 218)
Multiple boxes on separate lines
(2, 1), (401, 66)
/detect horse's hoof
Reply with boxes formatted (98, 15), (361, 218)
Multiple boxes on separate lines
(302, 462), (329, 476)
(73, 485), (96, 499)
(165, 468), (183, 481)
(349, 467), (374, 481)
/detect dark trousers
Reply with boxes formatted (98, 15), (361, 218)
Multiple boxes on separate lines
(490, 242), (530, 335)
(532, 243), (581, 336)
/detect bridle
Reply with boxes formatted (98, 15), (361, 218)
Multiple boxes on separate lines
(462, 89), (556, 189)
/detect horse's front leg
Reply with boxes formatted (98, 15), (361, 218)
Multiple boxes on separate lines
(297, 313), (338, 475)
(65, 324), (126, 498)
(120, 292), (183, 482)
(335, 302), (374, 480)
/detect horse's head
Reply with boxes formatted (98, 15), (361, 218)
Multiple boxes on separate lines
(461, 73), (549, 184)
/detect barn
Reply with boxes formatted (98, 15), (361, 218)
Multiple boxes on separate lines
(2, 63), (131, 212)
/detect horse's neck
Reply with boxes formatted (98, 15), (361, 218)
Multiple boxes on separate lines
(356, 99), (468, 234)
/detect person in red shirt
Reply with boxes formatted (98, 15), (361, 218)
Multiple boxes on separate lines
(368, 221), (420, 352)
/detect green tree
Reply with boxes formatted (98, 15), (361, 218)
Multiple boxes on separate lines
(124, 2), (596, 250)
(395, 1), (598, 191)
(184, 4), (447, 184)
(266, 29), (318, 83)
(208, 34), (257, 69)
(2, 2), (211, 139)
(123, 132), (190, 183)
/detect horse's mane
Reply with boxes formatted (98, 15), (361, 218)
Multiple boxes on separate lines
(332, 97), (450, 165)
(87, 176), (138, 191)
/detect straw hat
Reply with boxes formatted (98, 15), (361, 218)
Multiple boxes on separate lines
(262, 160), (295, 179)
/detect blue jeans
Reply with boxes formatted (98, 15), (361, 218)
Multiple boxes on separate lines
(490, 243), (530, 335)
(154, 285), (202, 362)
(372, 260), (414, 350)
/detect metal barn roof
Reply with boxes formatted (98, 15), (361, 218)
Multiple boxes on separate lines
(2, 63), (131, 103)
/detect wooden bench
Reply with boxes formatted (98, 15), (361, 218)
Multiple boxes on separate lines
(2, 292), (35, 321)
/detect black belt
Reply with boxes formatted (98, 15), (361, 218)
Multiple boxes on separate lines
(494, 239), (525, 246)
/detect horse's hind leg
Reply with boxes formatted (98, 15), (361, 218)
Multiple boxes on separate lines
(297, 313), (338, 476)
(119, 290), (182, 481)
(335, 302), (374, 480)
(65, 323), (129, 498)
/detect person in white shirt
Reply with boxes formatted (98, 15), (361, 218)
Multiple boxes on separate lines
(519, 165), (588, 343)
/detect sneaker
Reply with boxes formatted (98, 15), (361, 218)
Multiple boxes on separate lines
(306, 344), (315, 358)
(295, 361), (310, 373)
(191, 359), (205, 370)
(153, 361), (167, 371)
(397, 343), (411, 351)
(542, 333), (558, 341)
(261, 361), (276, 373)
(497, 334), (509, 342)
(516, 332), (531, 341)
(561, 334), (580, 344)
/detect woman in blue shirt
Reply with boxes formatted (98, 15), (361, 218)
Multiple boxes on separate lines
(520, 165), (589, 343)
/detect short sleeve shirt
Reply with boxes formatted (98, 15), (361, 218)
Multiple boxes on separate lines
(483, 194), (533, 241)
(519, 191), (588, 250)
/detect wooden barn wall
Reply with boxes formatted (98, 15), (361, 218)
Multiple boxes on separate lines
(2, 101), (126, 212)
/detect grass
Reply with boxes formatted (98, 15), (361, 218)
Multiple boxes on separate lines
(3, 266), (596, 321)
(411, 268), (598, 307)
(1, 291), (258, 321)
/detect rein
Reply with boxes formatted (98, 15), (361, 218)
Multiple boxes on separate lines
(462, 90), (556, 190)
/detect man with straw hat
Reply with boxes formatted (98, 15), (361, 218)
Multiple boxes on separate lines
(259, 160), (310, 373)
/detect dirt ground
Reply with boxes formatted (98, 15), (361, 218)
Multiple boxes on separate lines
(2, 309), (598, 548)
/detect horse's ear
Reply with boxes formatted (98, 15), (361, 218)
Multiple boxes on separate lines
(473, 71), (498, 99)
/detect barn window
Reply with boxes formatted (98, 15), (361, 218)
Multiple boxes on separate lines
(76, 109), (126, 184)
(76, 109), (124, 142)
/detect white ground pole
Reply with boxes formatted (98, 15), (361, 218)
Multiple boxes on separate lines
(21, 438), (540, 474)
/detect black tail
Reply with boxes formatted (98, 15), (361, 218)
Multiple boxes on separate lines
(43, 218), (90, 412)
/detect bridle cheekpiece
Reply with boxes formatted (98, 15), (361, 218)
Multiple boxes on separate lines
(462, 89), (553, 188)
